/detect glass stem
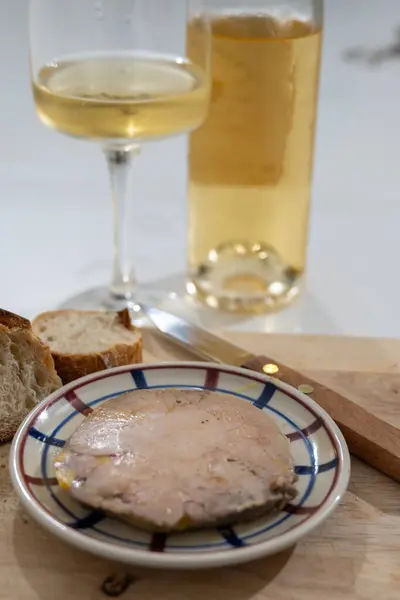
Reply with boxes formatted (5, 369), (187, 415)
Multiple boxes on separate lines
(104, 145), (139, 301)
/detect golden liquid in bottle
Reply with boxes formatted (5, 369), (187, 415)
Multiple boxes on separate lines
(187, 16), (322, 312)
(33, 53), (209, 142)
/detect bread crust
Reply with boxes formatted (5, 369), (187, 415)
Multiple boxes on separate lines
(0, 416), (25, 445)
(0, 309), (31, 331)
(32, 309), (143, 384)
(0, 310), (61, 444)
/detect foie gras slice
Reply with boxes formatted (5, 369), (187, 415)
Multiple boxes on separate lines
(55, 388), (297, 532)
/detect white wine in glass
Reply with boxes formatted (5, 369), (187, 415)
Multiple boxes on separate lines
(29, 0), (211, 308)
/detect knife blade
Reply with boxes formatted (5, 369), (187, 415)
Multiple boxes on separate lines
(140, 305), (253, 366)
(141, 304), (400, 482)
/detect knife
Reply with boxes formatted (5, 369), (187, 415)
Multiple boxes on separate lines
(141, 304), (400, 482)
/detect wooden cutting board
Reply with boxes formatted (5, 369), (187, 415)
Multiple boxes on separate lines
(1, 332), (400, 600)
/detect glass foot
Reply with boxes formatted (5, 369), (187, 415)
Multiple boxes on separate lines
(58, 287), (138, 311)
(56, 274), (263, 331)
(57, 285), (179, 327)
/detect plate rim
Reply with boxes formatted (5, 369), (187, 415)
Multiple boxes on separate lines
(10, 361), (351, 570)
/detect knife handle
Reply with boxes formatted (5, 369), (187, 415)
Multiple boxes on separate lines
(242, 355), (400, 482)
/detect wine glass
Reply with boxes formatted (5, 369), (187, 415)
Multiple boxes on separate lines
(29, 0), (211, 311)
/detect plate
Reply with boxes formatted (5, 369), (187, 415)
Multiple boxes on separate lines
(10, 362), (350, 569)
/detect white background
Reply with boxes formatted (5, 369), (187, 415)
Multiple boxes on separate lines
(1, 0), (400, 337)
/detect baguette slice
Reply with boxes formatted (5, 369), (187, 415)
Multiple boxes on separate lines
(32, 309), (143, 384)
(0, 309), (62, 444)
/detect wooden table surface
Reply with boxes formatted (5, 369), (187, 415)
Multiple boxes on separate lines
(1, 332), (400, 600)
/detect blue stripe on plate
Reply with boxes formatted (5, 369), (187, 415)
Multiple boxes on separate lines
(217, 527), (245, 548)
(150, 533), (168, 552)
(70, 511), (106, 530)
(253, 382), (276, 409)
(295, 457), (338, 476)
(29, 427), (65, 447)
(131, 369), (148, 389)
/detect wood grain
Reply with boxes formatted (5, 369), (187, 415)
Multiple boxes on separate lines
(2, 332), (400, 599)
(241, 354), (400, 481)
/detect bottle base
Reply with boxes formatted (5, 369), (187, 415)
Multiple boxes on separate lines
(187, 241), (302, 313)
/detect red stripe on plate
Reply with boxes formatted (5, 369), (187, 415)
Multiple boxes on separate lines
(65, 390), (93, 416)
(205, 368), (219, 389)
(286, 418), (324, 442)
(25, 475), (58, 486)
(284, 503), (320, 515)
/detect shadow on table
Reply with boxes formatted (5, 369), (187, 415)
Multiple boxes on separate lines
(12, 511), (293, 599)
(58, 271), (337, 337)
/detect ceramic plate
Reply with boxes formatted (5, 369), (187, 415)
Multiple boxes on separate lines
(10, 362), (350, 569)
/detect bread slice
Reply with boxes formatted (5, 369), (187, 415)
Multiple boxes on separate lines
(0, 309), (62, 444)
(32, 309), (143, 384)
